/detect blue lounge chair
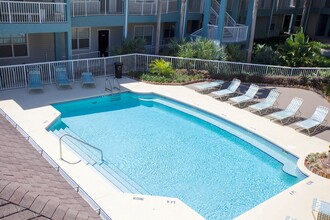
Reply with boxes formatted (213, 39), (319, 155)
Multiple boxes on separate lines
(193, 80), (224, 93)
(28, 69), (43, 92)
(55, 67), (72, 88)
(269, 97), (303, 125)
(228, 84), (260, 107)
(249, 89), (281, 115)
(312, 198), (330, 220)
(210, 78), (241, 100)
(81, 72), (96, 87)
(294, 106), (329, 135)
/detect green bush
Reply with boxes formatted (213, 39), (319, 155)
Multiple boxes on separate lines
(252, 44), (280, 65)
(177, 38), (227, 60)
(111, 38), (146, 55)
(225, 44), (247, 62)
(149, 59), (175, 77)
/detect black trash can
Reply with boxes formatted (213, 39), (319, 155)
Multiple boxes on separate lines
(114, 62), (123, 78)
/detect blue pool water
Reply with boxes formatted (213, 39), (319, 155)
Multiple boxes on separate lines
(50, 92), (305, 219)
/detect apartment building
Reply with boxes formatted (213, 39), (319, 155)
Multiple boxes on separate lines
(0, 0), (329, 66)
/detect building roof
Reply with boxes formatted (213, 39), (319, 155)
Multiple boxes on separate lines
(0, 116), (101, 220)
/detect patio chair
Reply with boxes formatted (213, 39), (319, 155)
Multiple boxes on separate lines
(312, 198), (330, 220)
(294, 106), (329, 136)
(55, 67), (72, 88)
(28, 69), (43, 92)
(268, 97), (303, 125)
(81, 72), (96, 87)
(249, 89), (281, 115)
(228, 84), (260, 107)
(192, 80), (224, 94)
(210, 78), (241, 100)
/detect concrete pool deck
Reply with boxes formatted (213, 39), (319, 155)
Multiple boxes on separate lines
(0, 76), (329, 220)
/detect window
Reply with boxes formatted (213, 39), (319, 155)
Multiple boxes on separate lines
(0, 34), (28, 58)
(295, 15), (302, 27)
(72, 27), (90, 50)
(134, 26), (154, 45)
(163, 23), (175, 44)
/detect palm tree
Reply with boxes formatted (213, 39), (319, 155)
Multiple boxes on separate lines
(155, 0), (163, 54)
(179, 0), (186, 41)
(247, 0), (259, 63)
(300, 0), (311, 30)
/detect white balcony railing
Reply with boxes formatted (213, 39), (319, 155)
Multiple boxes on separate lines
(71, 0), (123, 16)
(0, 1), (67, 23)
(71, 0), (177, 17)
(128, 0), (177, 16)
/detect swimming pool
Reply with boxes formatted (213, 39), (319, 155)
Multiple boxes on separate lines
(49, 92), (305, 219)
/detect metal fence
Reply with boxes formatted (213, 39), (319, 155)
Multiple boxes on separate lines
(0, 53), (329, 90)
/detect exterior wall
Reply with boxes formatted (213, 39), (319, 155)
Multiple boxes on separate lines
(0, 33), (55, 66)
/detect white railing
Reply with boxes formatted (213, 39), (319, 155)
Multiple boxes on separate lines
(191, 24), (248, 43)
(0, 54), (329, 90)
(0, 1), (67, 23)
(223, 25), (249, 43)
(128, 0), (177, 16)
(71, 0), (123, 16)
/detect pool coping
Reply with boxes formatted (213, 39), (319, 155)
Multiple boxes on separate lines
(0, 77), (329, 220)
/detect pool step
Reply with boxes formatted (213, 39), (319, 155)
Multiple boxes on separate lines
(50, 128), (150, 195)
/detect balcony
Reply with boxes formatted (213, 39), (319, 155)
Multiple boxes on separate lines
(128, 0), (177, 16)
(71, 0), (123, 16)
(0, 1), (67, 23)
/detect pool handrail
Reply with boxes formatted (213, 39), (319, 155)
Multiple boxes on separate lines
(59, 133), (104, 164)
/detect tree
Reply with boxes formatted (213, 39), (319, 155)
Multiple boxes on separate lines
(155, 0), (163, 54)
(247, 0), (259, 63)
(179, 0), (187, 41)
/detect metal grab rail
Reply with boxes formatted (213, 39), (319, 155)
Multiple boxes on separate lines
(59, 134), (104, 163)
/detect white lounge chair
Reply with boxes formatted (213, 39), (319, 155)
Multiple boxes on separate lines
(312, 198), (330, 220)
(294, 106), (329, 135)
(81, 72), (96, 87)
(249, 89), (281, 115)
(192, 80), (224, 93)
(269, 97), (303, 125)
(228, 84), (260, 107)
(28, 69), (43, 92)
(210, 78), (241, 100)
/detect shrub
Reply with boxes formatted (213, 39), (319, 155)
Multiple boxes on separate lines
(111, 38), (146, 55)
(252, 44), (280, 65)
(225, 44), (246, 62)
(178, 38), (227, 60)
(148, 59), (175, 77)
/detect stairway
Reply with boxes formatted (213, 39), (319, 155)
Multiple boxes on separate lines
(191, 0), (248, 44)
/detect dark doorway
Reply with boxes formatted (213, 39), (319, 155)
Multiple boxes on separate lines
(98, 30), (109, 57)
(282, 15), (291, 33)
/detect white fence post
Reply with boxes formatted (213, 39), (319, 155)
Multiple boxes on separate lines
(23, 66), (27, 88)
(48, 63), (52, 84)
